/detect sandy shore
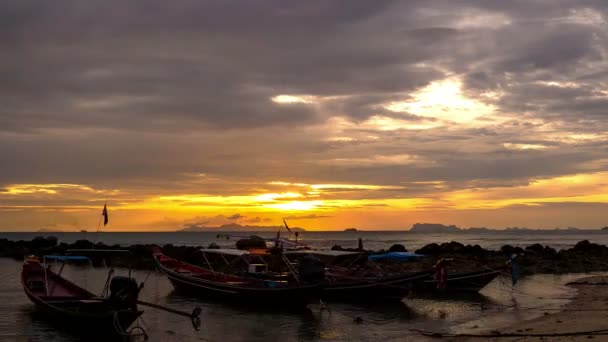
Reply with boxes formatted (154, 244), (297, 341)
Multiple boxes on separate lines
(448, 275), (608, 341)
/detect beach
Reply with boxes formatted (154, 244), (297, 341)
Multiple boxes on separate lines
(437, 275), (608, 341)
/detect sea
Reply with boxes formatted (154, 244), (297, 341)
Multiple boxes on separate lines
(2, 229), (608, 251)
(1, 230), (607, 341)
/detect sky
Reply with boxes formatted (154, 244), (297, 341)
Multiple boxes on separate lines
(1, 1), (608, 231)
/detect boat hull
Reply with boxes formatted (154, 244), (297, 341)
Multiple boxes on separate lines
(154, 253), (322, 308)
(322, 267), (503, 300)
(323, 271), (433, 301)
(21, 261), (142, 338)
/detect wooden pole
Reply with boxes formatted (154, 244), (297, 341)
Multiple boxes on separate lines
(137, 300), (202, 319)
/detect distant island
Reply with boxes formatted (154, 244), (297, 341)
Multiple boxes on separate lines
(344, 228), (358, 232)
(180, 223), (306, 232)
(409, 223), (607, 233)
(409, 223), (459, 233)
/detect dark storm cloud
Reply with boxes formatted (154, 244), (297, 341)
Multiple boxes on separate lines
(1, 0), (437, 133)
(1, 0), (608, 197)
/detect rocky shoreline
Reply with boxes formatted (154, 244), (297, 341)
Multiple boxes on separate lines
(2, 237), (608, 275)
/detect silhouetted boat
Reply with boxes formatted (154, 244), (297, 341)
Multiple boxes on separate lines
(287, 251), (502, 299)
(21, 255), (143, 338)
(285, 250), (431, 300)
(152, 248), (324, 308)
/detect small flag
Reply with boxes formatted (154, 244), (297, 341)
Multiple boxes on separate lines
(283, 219), (292, 234)
(102, 204), (109, 226)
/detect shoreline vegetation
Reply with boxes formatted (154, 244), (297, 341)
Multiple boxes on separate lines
(2, 237), (608, 276)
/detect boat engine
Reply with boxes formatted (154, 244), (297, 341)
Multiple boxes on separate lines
(109, 276), (139, 310)
(298, 255), (326, 284)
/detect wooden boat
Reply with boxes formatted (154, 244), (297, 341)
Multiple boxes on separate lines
(152, 248), (323, 308)
(21, 255), (143, 337)
(286, 251), (502, 299)
(324, 269), (435, 300)
(284, 250), (432, 301)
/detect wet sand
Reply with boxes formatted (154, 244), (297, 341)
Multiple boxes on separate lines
(452, 275), (608, 341)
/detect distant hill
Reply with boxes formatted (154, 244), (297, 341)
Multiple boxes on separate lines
(36, 228), (64, 233)
(409, 223), (605, 233)
(409, 223), (460, 233)
(179, 223), (306, 232)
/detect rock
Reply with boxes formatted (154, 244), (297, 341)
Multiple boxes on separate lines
(30, 236), (58, 250)
(207, 242), (220, 249)
(501, 245), (524, 256)
(575, 240), (592, 250)
(388, 244), (407, 252)
(525, 243), (544, 254)
(463, 244), (485, 256)
(440, 241), (464, 253)
(415, 243), (440, 255)
(235, 236), (266, 250)
(71, 239), (94, 249)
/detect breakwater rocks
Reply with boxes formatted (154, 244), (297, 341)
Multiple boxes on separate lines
(2, 237), (608, 275)
(411, 240), (608, 275)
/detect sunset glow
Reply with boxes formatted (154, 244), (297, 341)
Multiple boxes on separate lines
(385, 78), (496, 123)
(2, 1), (608, 232)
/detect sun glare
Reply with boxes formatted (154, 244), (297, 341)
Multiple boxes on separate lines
(503, 143), (548, 150)
(385, 78), (495, 123)
(271, 95), (316, 104)
(269, 200), (323, 211)
(256, 192), (302, 202)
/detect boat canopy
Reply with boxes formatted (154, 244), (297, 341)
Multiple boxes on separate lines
(67, 249), (131, 253)
(44, 255), (91, 261)
(368, 252), (425, 262)
(284, 250), (362, 257)
(199, 248), (250, 256)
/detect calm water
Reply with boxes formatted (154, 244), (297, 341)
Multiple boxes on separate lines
(0, 257), (601, 341)
(2, 230), (608, 251)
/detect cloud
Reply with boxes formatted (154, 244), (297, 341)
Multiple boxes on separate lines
(226, 213), (245, 220)
(2, 0), (608, 230)
(243, 216), (272, 224)
(283, 214), (333, 220)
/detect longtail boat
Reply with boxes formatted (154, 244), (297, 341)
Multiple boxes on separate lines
(152, 248), (324, 308)
(21, 255), (143, 338)
(285, 250), (432, 300)
(286, 251), (503, 299)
